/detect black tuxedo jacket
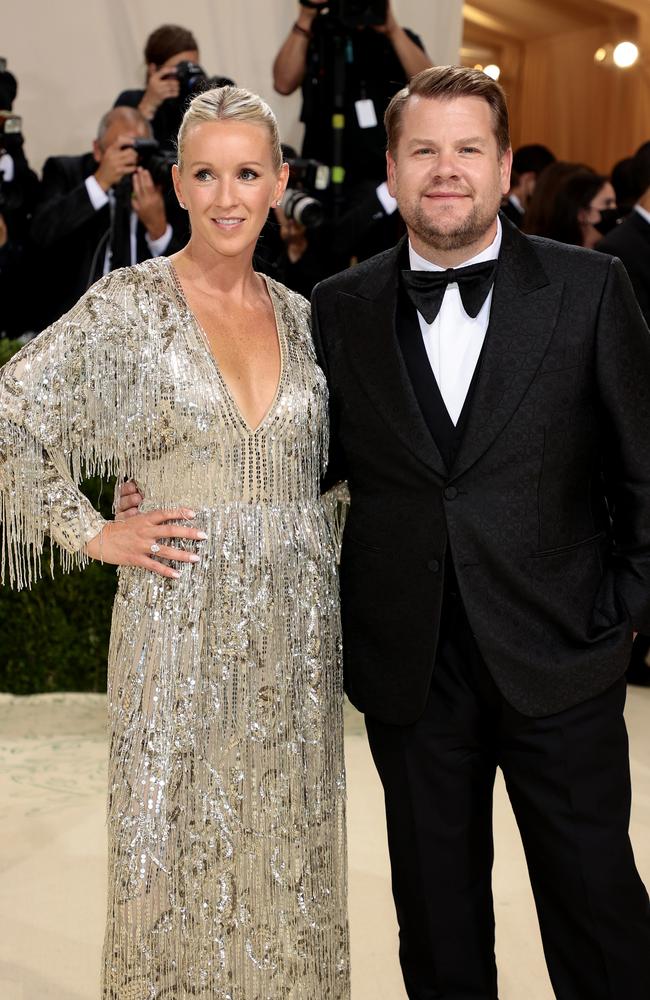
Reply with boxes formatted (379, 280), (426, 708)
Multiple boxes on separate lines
(596, 210), (650, 326)
(31, 153), (181, 326)
(312, 217), (650, 723)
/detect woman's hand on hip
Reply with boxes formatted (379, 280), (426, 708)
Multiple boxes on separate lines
(84, 507), (206, 579)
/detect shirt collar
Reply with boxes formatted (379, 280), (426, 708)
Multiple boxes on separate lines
(408, 215), (502, 272)
(634, 204), (650, 226)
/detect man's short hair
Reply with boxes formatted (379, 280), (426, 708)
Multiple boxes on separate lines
(96, 106), (152, 144)
(633, 141), (650, 197)
(384, 65), (510, 158)
(144, 24), (198, 67)
(512, 144), (555, 178)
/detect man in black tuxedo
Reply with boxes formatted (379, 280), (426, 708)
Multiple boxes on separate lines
(312, 67), (650, 998)
(31, 106), (181, 326)
(597, 140), (650, 326)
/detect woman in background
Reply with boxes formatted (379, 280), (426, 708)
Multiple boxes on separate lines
(525, 163), (617, 248)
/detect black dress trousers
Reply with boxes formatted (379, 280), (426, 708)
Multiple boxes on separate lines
(365, 590), (650, 1000)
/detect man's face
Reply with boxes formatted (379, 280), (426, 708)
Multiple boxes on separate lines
(387, 94), (512, 258)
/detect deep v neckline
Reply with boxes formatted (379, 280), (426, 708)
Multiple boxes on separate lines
(167, 259), (286, 435)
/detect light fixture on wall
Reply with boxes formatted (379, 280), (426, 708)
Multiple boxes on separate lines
(594, 40), (639, 68)
(483, 64), (501, 81)
(614, 41), (639, 68)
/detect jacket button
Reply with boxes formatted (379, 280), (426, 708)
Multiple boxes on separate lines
(427, 559), (440, 573)
(444, 485), (458, 500)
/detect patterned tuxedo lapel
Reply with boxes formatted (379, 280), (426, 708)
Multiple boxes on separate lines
(336, 242), (447, 479)
(450, 220), (564, 480)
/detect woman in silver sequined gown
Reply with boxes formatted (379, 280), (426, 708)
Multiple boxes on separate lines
(0, 88), (349, 999)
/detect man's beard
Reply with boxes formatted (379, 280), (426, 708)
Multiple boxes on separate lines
(402, 193), (501, 252)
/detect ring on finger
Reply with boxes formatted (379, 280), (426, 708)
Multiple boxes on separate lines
(150, 542), (161, 555)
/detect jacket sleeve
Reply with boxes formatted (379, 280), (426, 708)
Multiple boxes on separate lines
(30, 157), (100, 248)
(311, 282), (348, 493)
(0, 267), (160, 589)
(596, 255), (650, 631)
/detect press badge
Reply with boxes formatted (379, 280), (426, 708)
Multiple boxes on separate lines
(355, 99), (378, 128)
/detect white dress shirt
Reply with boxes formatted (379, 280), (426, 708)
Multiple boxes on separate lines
(634, 203), (650, 226)
(507, 193), (524, 216)
(0, 153), (15, 183)
(84, 174), (172, 275)
(408, 217), (502, 425)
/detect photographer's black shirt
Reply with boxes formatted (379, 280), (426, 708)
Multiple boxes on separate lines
(114, 90), (183, 153)
(300, 20), (423, 188)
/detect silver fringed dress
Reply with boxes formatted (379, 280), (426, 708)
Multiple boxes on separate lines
(0, 258), (350, 999)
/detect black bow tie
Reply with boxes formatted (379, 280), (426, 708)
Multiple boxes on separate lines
(401, 259), (497, 324)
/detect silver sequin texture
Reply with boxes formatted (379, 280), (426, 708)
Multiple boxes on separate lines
(0, 258), (350, 998)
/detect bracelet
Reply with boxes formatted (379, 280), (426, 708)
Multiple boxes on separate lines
(292, 21), (312, 39)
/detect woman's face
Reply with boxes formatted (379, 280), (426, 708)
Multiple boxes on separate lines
(579, 181), (616, 230)
(578, 181), (617, 247)
(173, 120), (288, 262)
(588, 181), (617, 218)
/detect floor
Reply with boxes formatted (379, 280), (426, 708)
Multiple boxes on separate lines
(0, 687), (649, 999)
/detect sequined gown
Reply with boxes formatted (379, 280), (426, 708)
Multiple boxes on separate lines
(0, 258), (350, 999)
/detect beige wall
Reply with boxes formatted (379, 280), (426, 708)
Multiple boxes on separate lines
(4, 0), (462, 174)
(514, 22), (650, 173)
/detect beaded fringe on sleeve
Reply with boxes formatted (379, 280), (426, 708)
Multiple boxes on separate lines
(0, 267), (165, 588)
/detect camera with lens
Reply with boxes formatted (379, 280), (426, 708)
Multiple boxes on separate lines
(0, 110), (23, 156)
(122, 138), (177, 186)
(161, 61), (235, 104)
(300, 0), (387, 28)
(280, 156), (331, 229)
(0, 59), (26, 216)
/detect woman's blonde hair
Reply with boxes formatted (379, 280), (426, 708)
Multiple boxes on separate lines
(177, 85), (283, 171)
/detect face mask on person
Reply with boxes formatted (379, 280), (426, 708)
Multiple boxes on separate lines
(593, 208), (622, 236)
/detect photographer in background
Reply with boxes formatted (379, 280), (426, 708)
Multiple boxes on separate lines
(256, 146), (347, 296)
(273, 0), (431, 192)
(114, 24), (233, 153)
(0, 57), (40, 337)
(258, 144), (406, 295)
(114, 24), (198, 151)
(31, 106), (181, 327)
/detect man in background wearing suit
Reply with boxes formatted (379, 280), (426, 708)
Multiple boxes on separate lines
(312, 66), (650, 999)
(501, 142), (555, 227)
(597, 141), (650, 687)
(597, 140), (650, 327)
(31, 106), (179, 326)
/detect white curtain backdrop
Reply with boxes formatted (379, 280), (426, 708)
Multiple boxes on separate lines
(4, 0), (462, 173)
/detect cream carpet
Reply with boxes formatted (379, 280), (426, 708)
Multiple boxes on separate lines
(1, 688), (649, 1000)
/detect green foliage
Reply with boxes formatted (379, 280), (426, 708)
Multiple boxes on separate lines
(0, 337), (24, 366)
(0, 476), (117, 693)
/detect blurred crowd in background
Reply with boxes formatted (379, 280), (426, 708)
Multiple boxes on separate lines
(2, 3), (649, 341)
